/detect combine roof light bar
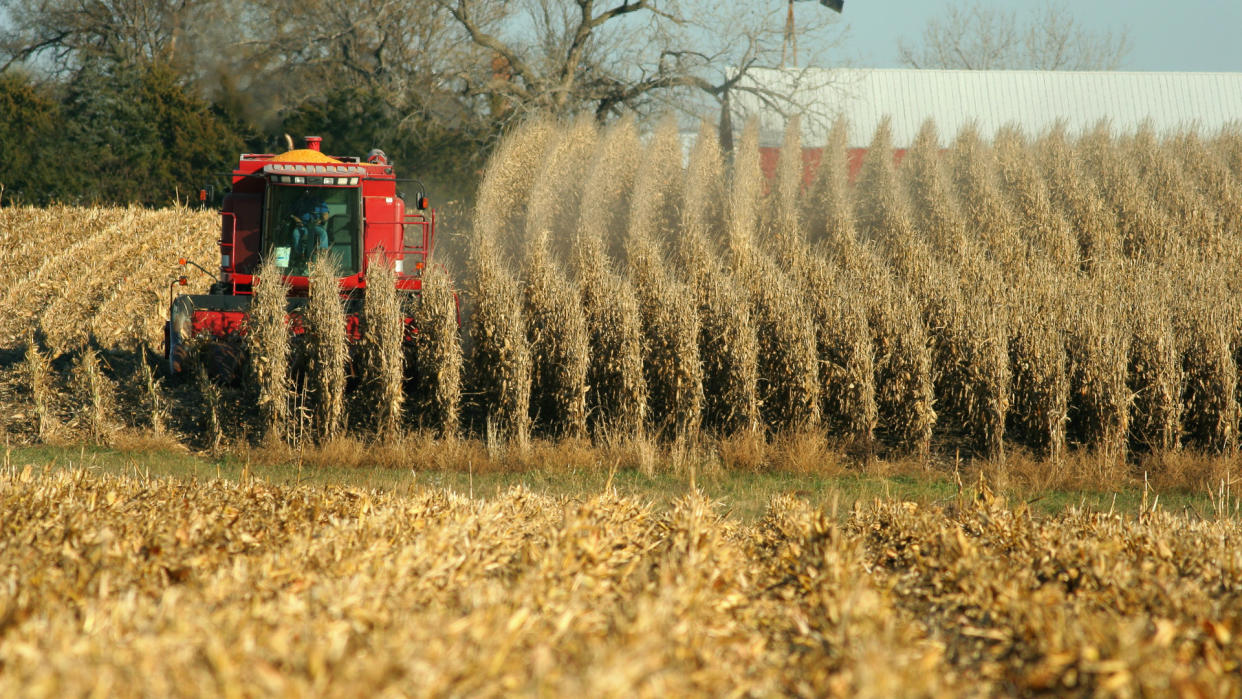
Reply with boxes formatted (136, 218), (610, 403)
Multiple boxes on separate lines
(263, 163), (364, 185)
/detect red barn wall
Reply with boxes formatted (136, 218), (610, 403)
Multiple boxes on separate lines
(757, 147), (908, 186)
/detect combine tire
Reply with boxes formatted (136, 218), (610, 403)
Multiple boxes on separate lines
(165, 298), (195, 377)
(164, 320), (185, 377)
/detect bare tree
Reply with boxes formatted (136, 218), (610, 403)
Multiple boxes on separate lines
(0, 0), (235, 74)
(431, 0), (846, 125)
(252, 1), (474, 124)
(897, 0), (1130, 71)
(2, 0), (847, 161)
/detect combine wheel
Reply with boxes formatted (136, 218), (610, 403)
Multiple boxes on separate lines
(165, 321), (186, 377)
(165, 301), (193, 377)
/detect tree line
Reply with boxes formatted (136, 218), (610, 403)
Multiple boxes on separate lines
(0, 0), (1124, 207)
(0, 0), (849, 206)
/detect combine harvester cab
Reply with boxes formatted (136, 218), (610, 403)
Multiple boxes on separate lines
(165, 136), (437, 376)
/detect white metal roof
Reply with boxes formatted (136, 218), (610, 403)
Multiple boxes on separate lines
(733, 68), (1242, 148)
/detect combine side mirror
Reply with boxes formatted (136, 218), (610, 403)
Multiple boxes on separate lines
(417, 196), (428, 211)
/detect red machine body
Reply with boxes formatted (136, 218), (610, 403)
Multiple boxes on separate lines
(165, 137), (438, 373)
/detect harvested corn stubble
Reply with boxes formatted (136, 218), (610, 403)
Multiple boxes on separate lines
(3, 469), (1242, 695)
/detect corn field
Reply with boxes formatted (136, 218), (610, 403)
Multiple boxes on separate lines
(2, 120), (1242, 468)
(460, 116), (1242, 465)
(1, 465), (1240, 695)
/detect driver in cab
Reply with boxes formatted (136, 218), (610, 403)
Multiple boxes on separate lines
(291, 190), (331, 260)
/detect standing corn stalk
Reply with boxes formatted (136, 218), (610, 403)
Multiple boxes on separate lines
(628, 234), (703, 441)
(681, 123), (758, 435)
(768, 115), (805, 262)
(949, 124), (1025, 273)
(524, 233), (589, 438)
(1007, 273), (1070, 461)
(681, 120), (728, 250)
(902, 119), (968, 264)
(627, 115), (684, 259)
(994, 127), (1078, 270)
(802, 258), (877, 445)
(1129, 127), (1220, 262)
(466, 232), (531, 447)
(1037, 126), (1122, 270)
(1065, 280), (1131, 462)
(742, 259), (819, 434)
(856, 118), (919, 258)
(853, 120), (936, 454)
(579, 116), (642, 264)
(1178, 288), (1239, 454)
(574, 233), (646, 438)
(23, 335), (55, 441)
(360, 251), (405, 439)
(962, 282), (1011, 462)
(139, 345), (167, 436)
(727, 118), (764, 263)
(247, 256), (291, 444)
(305, 252), (348, 443)
(681, 232), (759, 435)
(525, 116), (599, 260)
(474, 116), (555, 263)
(409, 266), (461, 437)
(731, 119), (816, 434)
(195, 359), (223, 454)
(803, 117), (856, 252)
(1169, 131), (1242, 269)
(896, 254), (968, 439)
(1217, 125), (1242, 181)
(1125, 270), (1183, 453)
(868, 278), (937, 456)
(72, 345), (114, 444)
(1079, 125), (1169, 262)
(468, 118), (555, 447)
(626, 120), (700, 440)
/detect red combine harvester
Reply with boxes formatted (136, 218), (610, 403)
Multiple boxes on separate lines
(164, 136), (437, 375)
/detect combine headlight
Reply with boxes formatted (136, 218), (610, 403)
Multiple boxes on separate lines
(270, 174), (359, 186)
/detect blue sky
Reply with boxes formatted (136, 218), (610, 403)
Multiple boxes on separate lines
(829, 0), (1242, 72)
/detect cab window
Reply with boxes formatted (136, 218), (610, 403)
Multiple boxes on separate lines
(263, 185), (361, 276)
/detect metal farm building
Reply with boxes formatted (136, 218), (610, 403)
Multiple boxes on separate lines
(731, 68), (1242, 181)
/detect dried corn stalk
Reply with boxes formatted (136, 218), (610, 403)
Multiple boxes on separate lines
(305, 252), (348, 443)
(360, 251), (405, 439)
(409, 266), (462, 437)
(246, 255), (291, 443)
(524, 233), (588, 437)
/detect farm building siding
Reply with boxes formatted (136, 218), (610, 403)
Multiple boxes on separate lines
(734, 68), (1242, 149)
